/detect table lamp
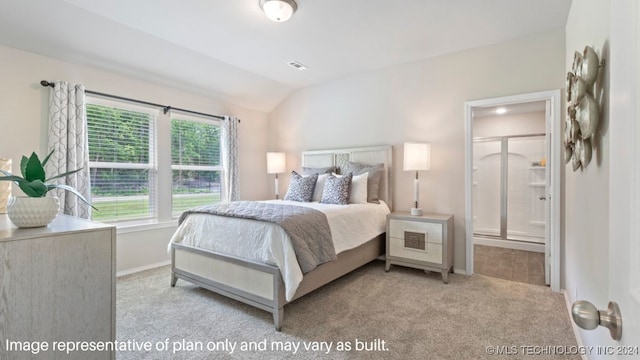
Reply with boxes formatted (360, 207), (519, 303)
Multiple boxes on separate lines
(403, 142), (430, 216)
(266, 152), (286, 199)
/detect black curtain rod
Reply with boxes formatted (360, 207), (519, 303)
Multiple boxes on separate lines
(40, 80), (235, 122)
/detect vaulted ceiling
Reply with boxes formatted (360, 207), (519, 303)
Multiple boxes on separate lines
(0, 0), (572, 112)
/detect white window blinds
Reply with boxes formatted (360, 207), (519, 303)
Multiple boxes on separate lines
(171, 116), (222, 216)
(86, 101), (157, 222)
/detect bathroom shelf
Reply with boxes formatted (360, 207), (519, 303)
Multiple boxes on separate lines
(529, 182), (545, 187)
(529, 166), (546, 170)
(529, 221), (546, 226)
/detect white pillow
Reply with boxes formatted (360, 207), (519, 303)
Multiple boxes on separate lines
(333, 172), (368, 204)
(312, 173), (329, 202)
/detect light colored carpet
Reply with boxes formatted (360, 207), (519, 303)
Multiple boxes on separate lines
(116, 261), (579, 359)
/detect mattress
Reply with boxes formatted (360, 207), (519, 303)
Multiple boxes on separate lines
(169, 200), (390, 300)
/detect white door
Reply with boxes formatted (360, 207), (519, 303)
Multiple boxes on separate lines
(608, 0), (639, 348)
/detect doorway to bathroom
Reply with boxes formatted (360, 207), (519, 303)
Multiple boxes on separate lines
(473, 128), (547, 285)
(464, 90), (561, 291)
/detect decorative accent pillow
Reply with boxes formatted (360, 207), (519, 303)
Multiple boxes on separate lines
(284, 171), (318, 202)
(349, 172), (368, 204)
(312, 173), (329, 202)
(332, 172), (368, 204)
(342, 161), (384, 203)
(301, 166), (336, 176)
(320, 173), (352, 205)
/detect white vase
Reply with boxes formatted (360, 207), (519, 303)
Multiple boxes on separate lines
(7, 196), (60, 228)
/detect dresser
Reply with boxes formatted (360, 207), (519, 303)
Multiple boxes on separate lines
(0, 215), (116, 360)
(385, 212), (454, 283)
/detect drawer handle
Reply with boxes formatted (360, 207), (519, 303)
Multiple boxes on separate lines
(404, 231), (427, 251)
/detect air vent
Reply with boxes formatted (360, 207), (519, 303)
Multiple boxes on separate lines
(287, 60), (307, 70)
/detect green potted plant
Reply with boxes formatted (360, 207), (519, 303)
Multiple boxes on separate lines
(0, 150), (94, 228)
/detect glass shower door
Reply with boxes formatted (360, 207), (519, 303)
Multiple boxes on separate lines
(473, 140), (502, 238)
(474, 135), (547, 244)
(506, 136), (546, 243)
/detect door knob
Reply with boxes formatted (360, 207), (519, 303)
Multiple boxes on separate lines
(571, 300), (622, 340)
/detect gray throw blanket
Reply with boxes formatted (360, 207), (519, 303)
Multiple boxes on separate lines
(179, 201), (336, 273)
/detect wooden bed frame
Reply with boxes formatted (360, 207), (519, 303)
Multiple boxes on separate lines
(170, 145), (393, 331)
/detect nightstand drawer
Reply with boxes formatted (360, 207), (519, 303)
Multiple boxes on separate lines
(389, 219), (443, 244)
(389, 237), (442, 264)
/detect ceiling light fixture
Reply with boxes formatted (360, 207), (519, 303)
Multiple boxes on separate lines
(260, 0), (297, 22)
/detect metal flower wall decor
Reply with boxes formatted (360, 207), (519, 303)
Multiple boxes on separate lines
(565, 45), (604, 171)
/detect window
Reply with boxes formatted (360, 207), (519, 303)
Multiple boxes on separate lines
(171, 117), (221, 216)
(86, 97), (222, 224)
(86, 101), (157, 222)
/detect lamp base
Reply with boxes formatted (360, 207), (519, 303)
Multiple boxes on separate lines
(410, 207), (423, 216)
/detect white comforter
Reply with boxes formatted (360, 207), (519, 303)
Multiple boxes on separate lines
(169, 200), (390, 300)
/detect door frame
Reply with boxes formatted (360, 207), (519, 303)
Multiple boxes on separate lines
(464, 89), (561, 292)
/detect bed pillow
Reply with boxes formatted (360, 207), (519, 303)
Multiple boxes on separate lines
(311, 173), (329, 202)
(320, 173), (352, 205)
(300, 166), (336, 176)
(284, 171), (317, 202)
(332, 172), (368, 204)
(342, 161), (384, 203)
(349, 172), (369, 204)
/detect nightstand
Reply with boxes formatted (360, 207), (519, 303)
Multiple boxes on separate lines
(385, 212), (454, 283)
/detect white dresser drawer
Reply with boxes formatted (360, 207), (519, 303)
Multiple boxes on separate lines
(389, 219), (443, 244)
(389, 236), (443, 264)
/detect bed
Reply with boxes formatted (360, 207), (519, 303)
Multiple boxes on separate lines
(169, 145), (393, 330)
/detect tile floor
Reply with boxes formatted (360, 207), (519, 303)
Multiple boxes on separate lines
(474, 244), (546, 286)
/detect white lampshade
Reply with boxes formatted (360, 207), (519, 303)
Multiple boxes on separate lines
(403, 142), (431, 171)
(260, 0), (297, 22)
(266, 152), (286, 174)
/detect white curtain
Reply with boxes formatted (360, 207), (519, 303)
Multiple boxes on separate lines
(221, 116), (239, 202)
(45, 81), (92, 219)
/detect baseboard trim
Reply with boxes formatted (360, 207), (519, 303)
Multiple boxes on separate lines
(454, 268), (467, 275)
(117, 260), (171, 278)
(562, 289), (587, 360)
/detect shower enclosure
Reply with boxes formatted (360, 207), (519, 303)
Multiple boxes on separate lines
(473, 134), (546, 245)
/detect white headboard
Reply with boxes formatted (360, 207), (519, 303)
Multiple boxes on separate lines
(301, 145), (393, 209)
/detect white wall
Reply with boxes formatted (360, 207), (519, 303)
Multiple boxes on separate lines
(474, 111), (545, 138)
(563, 0), (612, 352)
(268, 29), (565, 272)
(0, 46), (271, 274)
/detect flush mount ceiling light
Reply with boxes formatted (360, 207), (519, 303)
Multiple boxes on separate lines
(260, 0), (297, 22)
